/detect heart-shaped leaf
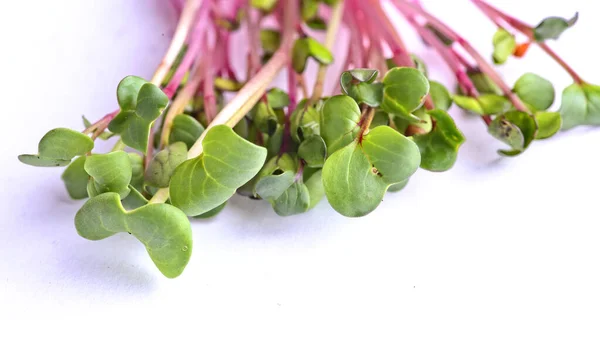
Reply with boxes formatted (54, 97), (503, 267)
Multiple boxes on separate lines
(292, 37), (334, 73)
(488, 111), (537, 156)
(291, 100), (320, 142)
(535, 112), (562, 139)
(513, 73), (555, 111)
(108, 76), (169, 153)
(492, 28), (516, 65)
(169, 115), (205, 149)
(322, 125), (421, 217)
(145, 142), (188, 188)
(380, 67), (430, 122)
(298, 135), (327, 168)
(85, 151), (132, 199)
(170, 125), (267, 216)
(340, 69), (384, 107)
(429, 81), (453, 111)
(413, 109), (466, 172)
(320, 95), (361, 154)
(560, 83), (600, 130)
(75, 192), (192, 278)
(61, 156), (89, 199)
(534, 13), (578, 41)
(19, 128), (94, 167)
(267, 88), (290, 109)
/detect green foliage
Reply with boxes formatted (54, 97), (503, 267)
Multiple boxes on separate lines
(19, 128), (94, 167)
(260, 29), (281, 54)
(413, 110), (465, 172)
(380, 67), (430, 122)
(321, 95), (361, 154)
(170, 115), (205, 149)
(298, 135), (327, 168)
(292, 37), (334, 73)
(169, 125), (267, 216)
(108, 76), (169, 153)
(560, 83), (600, 130)
(340, 69), (384, 107)
(488, 111), (537, 156)
(251, 0), (278, 12)
(61, 156), (89, 199)
(429, 81), (453, 111)
(534, 13), (578, 41)
(534, 112), (562, 139)
(267, 88), (290, 109)
(322, 126), (421, 217)
(492, 28), (516, 65)
(75, 192), (192, 278)
(454, 94), (511, 115)
(85, 151), (132, 199)
(291, 100), (321, 142)
(145, 142), (188, 188)
(513, 73), (555, 112)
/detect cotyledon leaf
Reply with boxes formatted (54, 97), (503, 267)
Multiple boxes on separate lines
(18, 128), (94, 167)
(169, 125), (268, 216)
(169, 115), (205, 149)
(61, 156), (90, 200)
(145, 142), (188, 188)
(322, 125), (421, 217)
(320, 95), (361, 154)
(84, 151), (132, 199)
(108, 76), (169, 153)
(380, 67), (430, 123)
(74, 192), (192, 278)
(535, 112), (562, 139)
(513, 73), (555, 112)
(560, 83), (600, 130)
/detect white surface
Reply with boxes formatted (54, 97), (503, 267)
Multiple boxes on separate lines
(1, 0), (600, 341)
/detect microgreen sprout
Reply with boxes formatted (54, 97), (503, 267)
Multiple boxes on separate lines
(19, 0), (597, 277)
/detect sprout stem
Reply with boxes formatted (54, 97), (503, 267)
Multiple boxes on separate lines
(310, 0), (345, 104)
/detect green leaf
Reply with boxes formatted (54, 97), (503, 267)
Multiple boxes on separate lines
(513, 73), (555, 111)
(413, 110), (465, 171)
(488, 111), (537, 156)
(252, 101), (279, 135)
(298, 135), (327, 167)
(194, 201), (227, 219)
(322, 126), (421, 217)
(267, 125), (284, 159)
(256, 171), (296, 201)
(301, 0), (319, 20)
(169, 115), (205, 149)
(145, 142), (188, 188)
(108, 76), (169, 153)
(381, 67), (430, 122)
(454, 94), (510, 115)
(468, 71), (503, 95)
(388, 179), (409, 193)
(292, 37), (334, 73)
(560, 83), (600, 130)
(535, 112), (562, 139)
(19, 128), (94, 167)
(411, 54), (429, 77)
(370, 110), (390, 129)
(267, 88), (290, 109)
(84, 151), (132, 199)
(61, 156), (90, 199)
(271, 182), (310, 216)
(170, 125), (268, 216)
(291, 100), (320, 142)
(214, 78), (244, 92)
(260, 29), (281, 54)
(492, 28), (516, 65)
(251, 0), (278, 11)
(534, 13), (578, 41)
(429, 81), (453, 111)
(340, 69), (384, 107)
(304, 168), (325, 209)
(121, 185), (149, 210)
(75, 192), (192, 278)
(320, 95), (361, 154)
(128, 153), (145, 191)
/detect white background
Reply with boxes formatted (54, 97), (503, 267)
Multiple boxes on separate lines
(1, 0), (599, 341)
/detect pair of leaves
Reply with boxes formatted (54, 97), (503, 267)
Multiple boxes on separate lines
(108, 76), (169, 153)
(560, 83), (600, 130)
(292, 37), (334, 73)
(19, 128), (93, 167)
(75, 192), (192, 278)
(413, 110), (465, 172)
(340, 69), (384, 107)
(380, 67), (430, 123)
(322, 125), (421, 217)
(169, 125), (268, 217)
